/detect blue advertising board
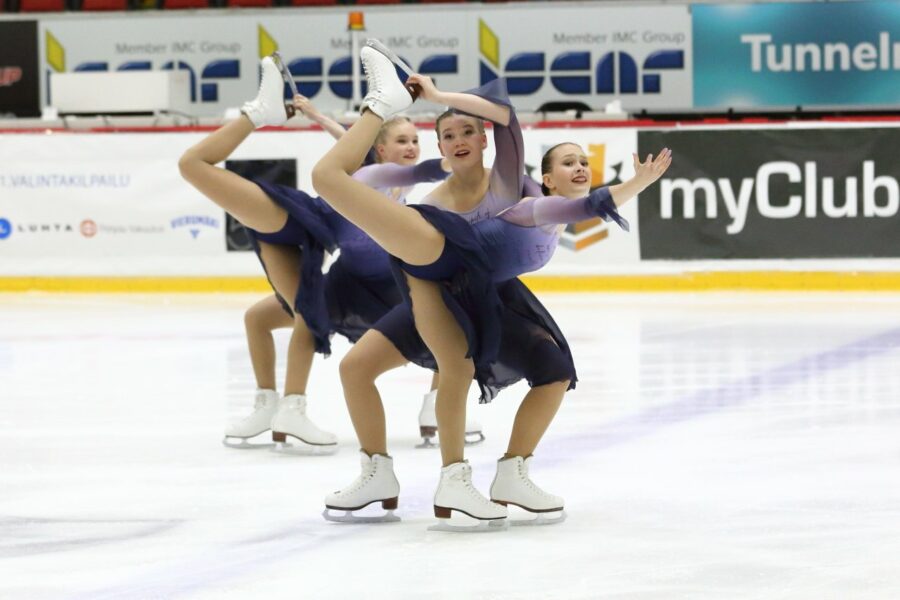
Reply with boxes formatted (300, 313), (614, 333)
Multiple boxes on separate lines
(694, 1), (900, 108)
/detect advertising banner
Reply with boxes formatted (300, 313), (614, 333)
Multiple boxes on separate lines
(637, 127), (900, 259)
(33, 3), (691, 117)
(0, 21), (40, 118)
(694, 1), (900, 109)
(476, 4), (692, 111)
(0, 125), (641, 275)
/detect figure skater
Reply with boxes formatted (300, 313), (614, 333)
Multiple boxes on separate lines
(178, 54), (460, 452)
(312, 41), (671, 529)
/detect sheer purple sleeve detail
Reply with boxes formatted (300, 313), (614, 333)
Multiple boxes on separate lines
(497, 187), (630, 231)
(456, 79), (524, 207)
(352, 159), (448, 188)
(521, 175), (543, 199)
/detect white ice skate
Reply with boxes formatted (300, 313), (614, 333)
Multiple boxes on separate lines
(323, 451), (400, 523)
(365, 38), (415, 78)
(430, 461), (508, 533)
(490, 456), (566, 526)
(241, 55), (294, 128)
(222, 389), (279, 449)
(359, 45), (414, 121)
(271, 394), (338, 455)
(416, 390), (486, 449)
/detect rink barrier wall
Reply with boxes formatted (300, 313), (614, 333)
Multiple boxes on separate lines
(2, 122), (899, 290)
(2, 272), (900, 293)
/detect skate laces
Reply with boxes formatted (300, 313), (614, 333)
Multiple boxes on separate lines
(339, 458), (378, 495)
(448, 464), (494, 506)
(518, 460), (554, 499)
(252, 392), (272, 411)
(362, 56), (384, 103)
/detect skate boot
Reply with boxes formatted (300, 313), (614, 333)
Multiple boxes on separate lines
(490, 456), (566, 526)
(271, 394), (338, 455)
(416, 390), (485, 449)
(323, 451), (400, 523)
(359, 45), (414, 121)
(222, 389), (279, 448)
(430, 461), (508, 532)
(241, 55), (294, 128)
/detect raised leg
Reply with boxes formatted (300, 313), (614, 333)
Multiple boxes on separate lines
(178, 116), (288, 234)
(311, 111), (445, 267)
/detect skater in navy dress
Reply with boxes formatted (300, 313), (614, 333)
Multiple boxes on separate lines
(313, 41), (671, 528)
(178, 57), (449, 451)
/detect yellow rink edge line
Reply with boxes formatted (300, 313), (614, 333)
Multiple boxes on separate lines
(2, 272), (900, 293)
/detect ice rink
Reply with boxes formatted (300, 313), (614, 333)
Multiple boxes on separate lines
(2, 292), (899, 599)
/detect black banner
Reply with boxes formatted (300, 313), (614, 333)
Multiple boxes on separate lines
(223, 159), (297, 252)
(637, 128), (900, 259)
(0, 21), (40, 118)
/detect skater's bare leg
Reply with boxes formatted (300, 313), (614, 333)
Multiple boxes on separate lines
(256, 242), (316, 395)
(178, 116), (288, 234)
(244, 295), (294, 391)
(339, 330), (408, 455)
(405, 276), (473, 467)
(505, 381), (569, 458)
(430, 372), (439, 392)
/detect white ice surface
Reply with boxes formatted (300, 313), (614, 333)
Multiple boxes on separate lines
(1, 292), (899, 600)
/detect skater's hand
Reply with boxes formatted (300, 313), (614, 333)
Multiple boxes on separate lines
(631, 147), (672, 189)
(293, 95), (322, 120)
(405, 74), (441, 103)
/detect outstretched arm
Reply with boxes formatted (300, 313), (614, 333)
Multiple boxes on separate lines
(352, 159), (449, 188)
(497, 187), (630, 231)
(406, 74), (510, 126)
(497, 149), (671, 231)
(608, 148), (672, 207)
(293, 95), (346, 141)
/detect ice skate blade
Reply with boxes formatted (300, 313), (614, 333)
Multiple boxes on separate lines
(271, 441), (338, 456)
(428, 518), (508, 533)
(508, 509), (567, 527)
(322, 508), (400, 524)
(415, 437), (438, 449)
(365, 38), (415, 77)
(271, 51), (299, 98)
(222, 435), (275, 450)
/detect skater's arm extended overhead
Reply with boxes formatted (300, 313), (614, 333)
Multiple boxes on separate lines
(352, 159), (449, 188)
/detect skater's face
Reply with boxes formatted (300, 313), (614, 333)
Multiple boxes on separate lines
(542, 143), (591, 198)
(376, 120), (420, 165)
(436, 114), (487, 170)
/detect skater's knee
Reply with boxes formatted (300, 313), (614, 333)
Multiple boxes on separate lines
(339, 351), (375, 387)
(434, 355), (474, 384)
(177, 149), (202, 179)
(311, 161), (335, 196)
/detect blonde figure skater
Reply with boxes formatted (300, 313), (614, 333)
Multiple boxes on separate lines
(179, 55), (455, 451)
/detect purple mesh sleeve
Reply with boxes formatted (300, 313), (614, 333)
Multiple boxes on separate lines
(497, 187), (630, 231)
(457, 79), (524, 208)
(352, 159), (448, 188)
